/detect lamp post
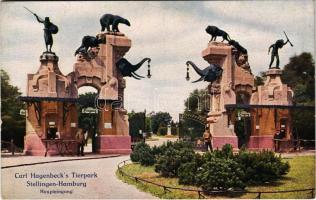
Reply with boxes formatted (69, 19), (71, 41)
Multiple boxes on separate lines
(185, 63), (190, 81)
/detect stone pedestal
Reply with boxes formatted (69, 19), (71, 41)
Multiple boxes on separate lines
(249, 68), (294, 150)
(202, 42), (238, 149)
(93, 33), (131, 154)
(24, 52), (78, 156)
(96, 135), (131, 154)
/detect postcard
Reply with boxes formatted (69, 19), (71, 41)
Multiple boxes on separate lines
(1, 1), (315, 199)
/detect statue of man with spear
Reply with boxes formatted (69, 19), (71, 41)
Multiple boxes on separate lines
(268, 31), (293, 69)
(24, 7), (59, 52)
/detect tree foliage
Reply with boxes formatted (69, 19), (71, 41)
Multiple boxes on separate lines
(77, 92), (98, 131)
(1, 69), (25, 147)
(128, 111), (146, 140)
(150, 112), (172, 134)
(282, 52), (315, 105)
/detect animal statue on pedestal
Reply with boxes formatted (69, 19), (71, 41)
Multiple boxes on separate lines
(229, 40), (247, 54)
(74, 36), (105, 56)
(186, 61), (223, 83)
(116, 58), (151, 80)
(206, 26), (231, 42)
(100, 14), (131, 32)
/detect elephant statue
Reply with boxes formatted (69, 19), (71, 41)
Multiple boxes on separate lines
(186, 61), (223, 83)
(116, 58), (151, 80)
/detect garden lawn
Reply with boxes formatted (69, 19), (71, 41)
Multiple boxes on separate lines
(116, 155), (315, 199)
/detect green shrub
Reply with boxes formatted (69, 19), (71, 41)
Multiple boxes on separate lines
(152, 140), (193, 157)
(155, 147), (195, 177)
(178, 153), (202, 185)
(196, 156), (246, 192)
(130, 142), (155, 166)
(235, 150), (290, 184)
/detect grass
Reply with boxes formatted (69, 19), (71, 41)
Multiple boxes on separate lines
(116, 155), (315, 199)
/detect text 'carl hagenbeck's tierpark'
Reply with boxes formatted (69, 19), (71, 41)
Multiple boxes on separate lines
(15, 172), (98, 194)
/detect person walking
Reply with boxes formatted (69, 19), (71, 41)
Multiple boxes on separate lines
(274, 129), (281, 152)
(203, 126), (213, 152)
(76, 128), (85, 156)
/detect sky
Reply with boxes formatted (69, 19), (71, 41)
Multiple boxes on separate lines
(0, 1), (314, 121)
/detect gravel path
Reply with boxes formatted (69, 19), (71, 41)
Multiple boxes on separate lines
(1, 155), (156, 199)
(146, 136), (178, 147)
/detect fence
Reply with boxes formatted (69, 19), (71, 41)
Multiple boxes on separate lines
(117, 159), (315, 199)
(1, 140), (23, 155)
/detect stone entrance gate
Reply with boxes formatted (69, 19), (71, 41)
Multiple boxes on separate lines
(22, 33), (134, 156)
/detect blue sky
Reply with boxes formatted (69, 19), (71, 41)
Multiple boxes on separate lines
(0, 1), (314, 120)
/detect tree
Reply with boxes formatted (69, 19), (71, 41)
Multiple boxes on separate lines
(281, 53), (315, 140)
(128, 111), (146, 140)
(77, 92), (98, 131)
(150, 112), (172, 134)
(1, 69), (25, 148)
(282, 52), (315, 105)
(254, 72), (266, 87)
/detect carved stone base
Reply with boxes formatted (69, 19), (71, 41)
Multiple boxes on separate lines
(24, 134), (77, 156)
(247, 135), (274, 150)
(213, 136), (238, 149)
(96, 135), (131, 154)
(24, 134), (46, 156)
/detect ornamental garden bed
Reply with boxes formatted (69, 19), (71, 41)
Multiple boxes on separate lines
(116, 141), (315, 199)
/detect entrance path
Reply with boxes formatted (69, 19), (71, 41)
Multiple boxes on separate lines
(146, 136), (179, 147)
(2, 155), (156, 199)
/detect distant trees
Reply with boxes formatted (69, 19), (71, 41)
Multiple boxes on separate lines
(150, 112), (172, 135)
(1, 69), (25, 148)
(128, 111), (146, 140)
(77, 92), (98, 131)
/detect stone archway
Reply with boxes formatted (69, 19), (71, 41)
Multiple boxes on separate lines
(22, 33), (133, 155)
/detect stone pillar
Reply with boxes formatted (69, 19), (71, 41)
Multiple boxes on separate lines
(202, 42), (238, 149)
(24, 52), (77, 156)
(249, 68), (294, 150)
(96, 33), (132, 154)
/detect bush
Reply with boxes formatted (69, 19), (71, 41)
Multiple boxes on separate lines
(152, 140), (193, 157)
(235, 150), (290, 184)
(155, 147), (195, 177)
(196, 156), (246, 192)
(130, 142), (155, 166)
(178, 153), (202, 185)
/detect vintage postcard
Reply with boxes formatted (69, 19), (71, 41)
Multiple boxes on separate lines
(1, 1), (315, 199)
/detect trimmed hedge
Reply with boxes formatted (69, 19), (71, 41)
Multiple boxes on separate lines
(196, 156), (246, 192)
(236, 149), (290, 184)
(155, 147), (195, 177)
(130, 142), (155, 166)
(130, 142), (290, 192)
